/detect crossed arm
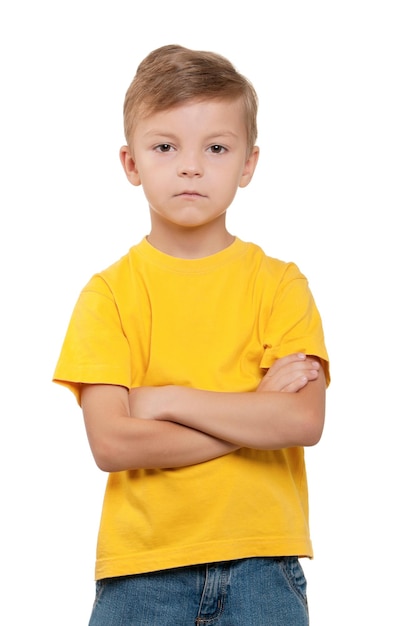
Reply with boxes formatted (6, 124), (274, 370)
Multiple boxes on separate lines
(81, 353), (326, 473)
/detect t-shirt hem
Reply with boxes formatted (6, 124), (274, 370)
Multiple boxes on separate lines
(95, 538), (313, 580)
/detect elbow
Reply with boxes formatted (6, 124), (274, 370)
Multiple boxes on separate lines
(94, 453), (116, 473)
(302, 423), (324, 447)
(88, 436), (124, 473)
(275, 405), (325, 449)
(258, 413), (324, 450)
(296, 380), (326, 447)
(91, 447), (116, 473)
(299, 407), (325, 447)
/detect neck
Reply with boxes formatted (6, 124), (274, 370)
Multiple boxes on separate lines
(147, 215), (235, 259)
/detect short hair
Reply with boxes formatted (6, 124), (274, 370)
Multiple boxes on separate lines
(123, 44), (258, 153)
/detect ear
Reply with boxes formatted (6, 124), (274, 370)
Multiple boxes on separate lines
(119, 145), (142, 186)
(239, 146), (260, 188)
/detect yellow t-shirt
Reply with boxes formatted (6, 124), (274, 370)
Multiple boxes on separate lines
(53, 237), (329, 580)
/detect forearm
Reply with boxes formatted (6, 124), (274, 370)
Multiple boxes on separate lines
(156, 371), (326, 449)
(107, 419), (237, 472)
(81, 356), (325, 471)
(81, 384), (238, 472)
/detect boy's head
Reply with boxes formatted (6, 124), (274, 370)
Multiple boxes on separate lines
(123, 45), (258, 154)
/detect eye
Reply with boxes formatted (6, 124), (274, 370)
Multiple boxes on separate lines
(155, 143), (173, 153)
(209, 144), (226, 154)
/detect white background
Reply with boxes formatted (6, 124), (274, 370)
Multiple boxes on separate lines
(1, 1), (415, 623)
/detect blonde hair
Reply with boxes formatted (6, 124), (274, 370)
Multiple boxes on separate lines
(123, 44), (258, 153)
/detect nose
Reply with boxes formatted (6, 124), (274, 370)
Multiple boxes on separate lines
(177, 151), (203, 177)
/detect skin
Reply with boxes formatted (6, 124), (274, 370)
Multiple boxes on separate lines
(81, 98), (326, 472)
(119, 98), (259, 258)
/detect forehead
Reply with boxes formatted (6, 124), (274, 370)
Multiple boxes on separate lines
(134, 98), (246, 135)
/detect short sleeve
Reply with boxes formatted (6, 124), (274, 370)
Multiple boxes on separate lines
(53, 275), (131, 405)
(260, 263), (330, 385)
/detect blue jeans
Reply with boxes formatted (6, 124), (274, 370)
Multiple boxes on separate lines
(88, 557), (309, 625)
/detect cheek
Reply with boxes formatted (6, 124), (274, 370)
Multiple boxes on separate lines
(140, 177), (170, 204)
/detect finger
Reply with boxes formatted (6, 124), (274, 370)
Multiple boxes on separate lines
(259, 364), (319, 392)
(265, 360), (319, 382)
(281, 375), (310, 393)
(266, 353), (315, 377)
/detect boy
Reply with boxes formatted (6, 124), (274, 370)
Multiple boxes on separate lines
(53, 44), (329, 625)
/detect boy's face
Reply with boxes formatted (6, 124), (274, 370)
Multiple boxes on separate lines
(120, 98), (259, 241)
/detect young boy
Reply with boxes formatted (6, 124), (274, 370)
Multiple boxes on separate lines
(53, 44), (329, 625)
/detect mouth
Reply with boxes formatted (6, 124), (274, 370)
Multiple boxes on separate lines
(174, 191), (206, 199)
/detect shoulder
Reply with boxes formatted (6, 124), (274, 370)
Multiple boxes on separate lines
(239, 239), (305, 284)
(81, 241), (145, 296)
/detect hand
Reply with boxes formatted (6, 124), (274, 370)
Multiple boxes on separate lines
(256, 353), (320, 393)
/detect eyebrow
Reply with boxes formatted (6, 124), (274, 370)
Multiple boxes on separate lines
(205, 131), (239, 140)
(142, 129), (240, 141)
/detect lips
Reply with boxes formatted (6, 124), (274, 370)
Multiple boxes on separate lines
(176, 191), (205, 197)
